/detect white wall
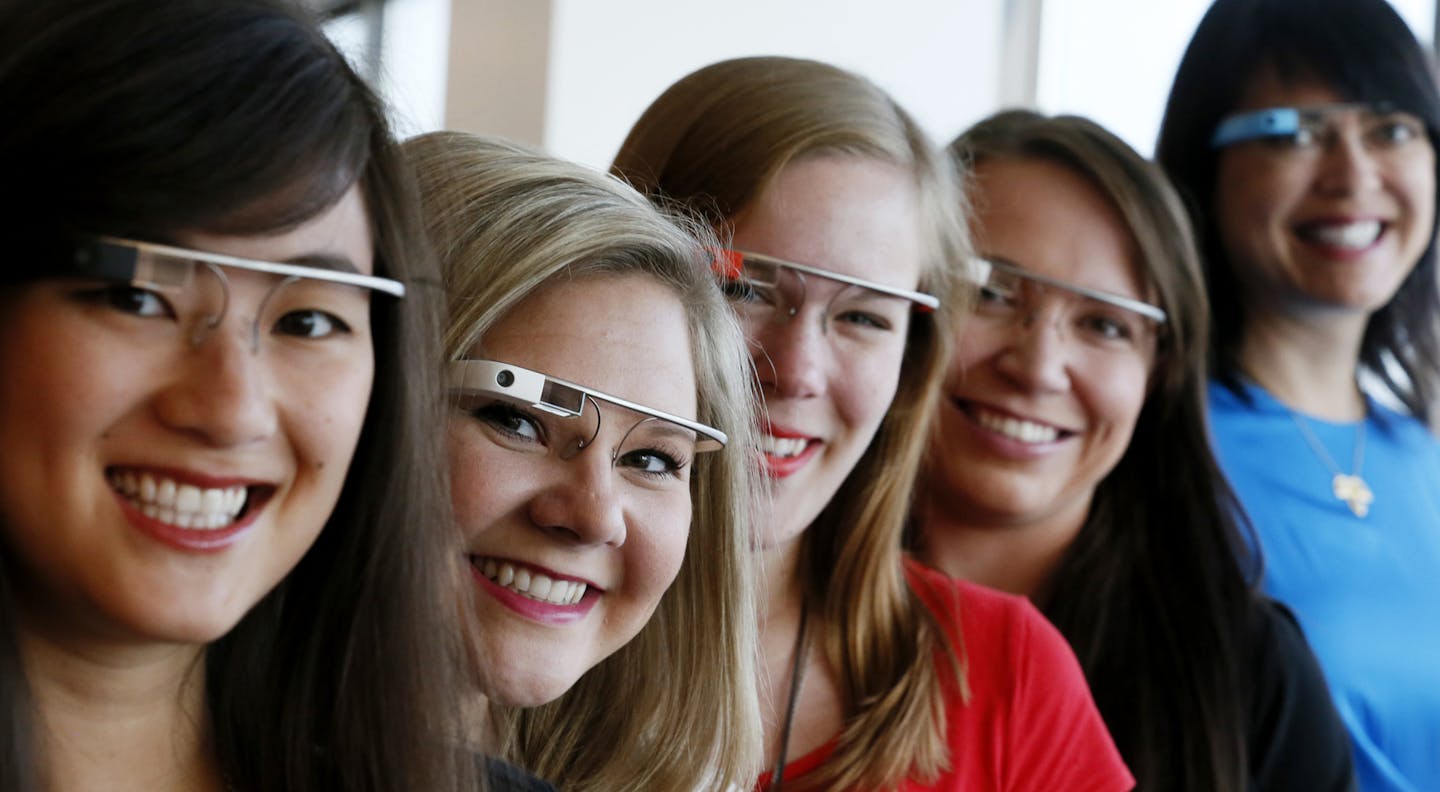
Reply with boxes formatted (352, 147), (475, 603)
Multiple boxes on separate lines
(378, 0), (452, 137)
(543, 0), (1005, 170)
(324, 0), (452, 138)
(1035, 0), (1437, 157)
(347, 0), (1440, 166)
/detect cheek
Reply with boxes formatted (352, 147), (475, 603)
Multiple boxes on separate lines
(287, 359), (374, 472)
(839, 339), (909, 430)
(1090, 361), (1150, 442)
(0, 314), (131, 445)
(1214, 158), (1302, 249)
(625, 495), (691, 601)
(1401, 165), (1437, 236)
(952, 326), (1002, 379)
(446, 425), (519, 544)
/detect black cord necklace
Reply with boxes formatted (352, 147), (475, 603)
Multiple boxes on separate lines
(770, 599), (811, 792)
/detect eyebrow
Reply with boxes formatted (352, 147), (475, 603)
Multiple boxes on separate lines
(282, 252), (361, 275)
(152, 233), (362, 275)
(607, 407), (702, 444)
(733, 250), (940, 310)
(93, 236), (405, 297)
(448, 359), (727, 450)
(977, 255), (1168, 323)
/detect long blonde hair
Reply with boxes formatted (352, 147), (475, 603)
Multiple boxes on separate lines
(405, 131), (764, 791)
(614, 56), (973, 790)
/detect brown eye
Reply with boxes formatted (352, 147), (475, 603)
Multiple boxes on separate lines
(273, 310), (349, 339)
(99, 286), (174, 318)
(1370, 116), (1424, 146)
(470, 402), (544, 444)
(719, 278), (761, 302)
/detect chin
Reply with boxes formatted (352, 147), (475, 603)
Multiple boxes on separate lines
(128, 611), (250, 646)
(480, 665), (584, 708)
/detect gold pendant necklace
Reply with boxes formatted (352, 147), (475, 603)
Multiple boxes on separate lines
(1290, 412), (1373, 518)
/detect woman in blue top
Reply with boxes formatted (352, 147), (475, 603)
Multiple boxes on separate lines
(1157, 0), (1440, 789)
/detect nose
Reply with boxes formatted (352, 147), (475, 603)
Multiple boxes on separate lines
(748, 310), (830, 399)
(526, 454), (628, 547)
(152, 319), (278, 447)
(1314, 128), (1383, 196)
(994, 309), (1072, 394)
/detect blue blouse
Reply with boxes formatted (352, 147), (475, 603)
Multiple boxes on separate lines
(1209, 379), (1440, 792)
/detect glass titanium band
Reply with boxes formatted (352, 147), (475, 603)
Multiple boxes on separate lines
(76, 235), (407, 298)
(1209, 102), (1391, 149)
(1210, 107), (1305, 148)
(973, 257), (1168, 324)
(448, 359), (727, 452)
(716, 249), (940, 312)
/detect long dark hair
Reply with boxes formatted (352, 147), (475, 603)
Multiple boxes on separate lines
(951, 110), (1259, 791)
(1155, 0), (1440, 424)
(0, 1), (475, 789)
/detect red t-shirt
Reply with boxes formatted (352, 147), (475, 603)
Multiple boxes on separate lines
(755, 559), (1133, 792)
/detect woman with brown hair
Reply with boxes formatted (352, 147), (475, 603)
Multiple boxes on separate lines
(614, 56), (1131, 791)
(917, 109), (1353, 792)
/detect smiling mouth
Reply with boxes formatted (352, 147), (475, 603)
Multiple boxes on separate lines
(1295, 219), (1385, 250)
(472, 557), (589, 606)
(960, 402), (1067, 444)
(759, 433), (813, 459)
(107, 469), (267, 530)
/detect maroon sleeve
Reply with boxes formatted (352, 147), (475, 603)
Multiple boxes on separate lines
(1000, 598), (1134, 792)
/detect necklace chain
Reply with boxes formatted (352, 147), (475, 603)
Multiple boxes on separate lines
(769, 600), (810, 792)
(1289, 411), (1374, 518)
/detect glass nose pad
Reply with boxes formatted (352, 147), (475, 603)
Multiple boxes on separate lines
(781, 271), (807, 321)
(754, 270), (810, 326)
(1016, 288), (1073, 340)
(187, 262), (231, 348)
(249, 275), (300, 352)
(186, 266), (297, 353)
(613, 416), (661, 463)
(555, 394), (603, 461)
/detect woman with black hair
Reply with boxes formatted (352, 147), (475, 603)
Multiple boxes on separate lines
(916, 109), (1354, 792)
(0, 1), (496, 789)
(1157, 1), (1440, 789)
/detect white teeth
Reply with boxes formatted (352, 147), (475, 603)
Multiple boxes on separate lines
(1305, 220), (1382, 249)
(175, 485), (200, 513)
(975, 410), (1060, 444)
(156, 478), (176, 508)
(759, 434), (809, 458)
(478, 559), (589, 606)
(109, 471), (248, 531)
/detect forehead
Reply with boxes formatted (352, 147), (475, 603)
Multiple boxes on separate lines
(477, 273), (699, 421)
(971, 157), (1148, 302)
(173, 184), (375, 277)
(729, 154), (924, 293)
(1234, 66), (1347, 112)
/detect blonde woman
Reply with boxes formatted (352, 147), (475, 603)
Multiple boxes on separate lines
(405, 132), (763, 792)
(614, 56), (1132, 791)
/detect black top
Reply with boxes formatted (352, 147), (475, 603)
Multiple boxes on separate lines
(483, 757), (557, 792)
(1247, 597), (1356, 791)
